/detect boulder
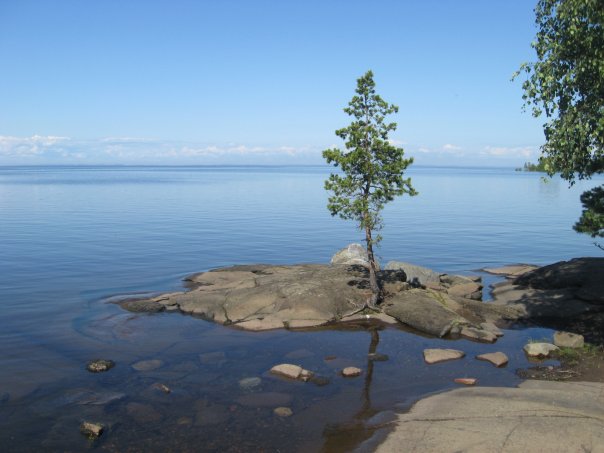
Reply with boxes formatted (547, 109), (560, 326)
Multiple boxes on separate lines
(423, 349), (465, 364)
(476, 352), (509, 367)
(524, 342), (559, 358)
(341, 367), (362, 377)
(553, 331), (584, 349)
(331, 243), (372, 267)
(385, 261), (440, 286)
(384, 289), (469, 337)
(447, 282), (482, 300)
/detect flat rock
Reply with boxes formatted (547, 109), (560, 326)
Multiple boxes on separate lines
(476, 352), (508, 367)
(454, 378), (477, 385)
(447, 282), (482, 299)
(384, 289), (468, 337)
(423, 348), (465, 364)
(480, 322), (504, 337)
(132, 359), (163, 371)
(376, 381), (604, 452)
(553, 331), (585, 348)
(482, 264), (538, 277)
(460, 326), (497, 343)
(274, 406), (293, 417)
(342, 367), (362, 377)
(270, 363), (303, 380)
(384, 261), (439, 285)
(524, 342), (559, 358)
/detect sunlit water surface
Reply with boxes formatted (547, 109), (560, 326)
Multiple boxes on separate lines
(0, 165), (601, 451)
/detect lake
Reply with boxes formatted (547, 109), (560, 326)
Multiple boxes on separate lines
(0, 165), (601, 451)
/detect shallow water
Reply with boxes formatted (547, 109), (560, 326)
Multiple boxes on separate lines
(0, 165), (601, 451)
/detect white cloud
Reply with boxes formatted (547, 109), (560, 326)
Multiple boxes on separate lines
(442, 143), (462, 151)
(481, 145), (537, 158)
(0, 135), (324, 164)
(0, 135), (71, 156)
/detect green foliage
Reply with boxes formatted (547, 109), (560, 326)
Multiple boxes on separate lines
(574, 186), (604, 248)
(515, 0), (604, 248)
(521, 160), (548, 172)
(323, 71), (416, 245)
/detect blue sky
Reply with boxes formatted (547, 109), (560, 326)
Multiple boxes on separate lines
(0, 1), (545, 166)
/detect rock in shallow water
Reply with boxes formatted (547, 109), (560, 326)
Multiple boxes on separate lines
(86, 359), (115, 373)
(274, 406), (293, 417)
(238, 377), (262, 390)
(79, 421), (103, 439)
(523, 342), (559, 358)
(342, 367), (362, 377)
(131, 359), (163, 371)
(476, 352), (509, 367)
(454, 378), (478, 385)
(423, 349), (465, 364)
(270, 364), (303, 380)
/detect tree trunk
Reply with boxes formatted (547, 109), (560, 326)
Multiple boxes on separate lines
(364, 224), (380, 308)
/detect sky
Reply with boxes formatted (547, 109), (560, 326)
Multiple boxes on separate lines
(0, 0), (546, 166)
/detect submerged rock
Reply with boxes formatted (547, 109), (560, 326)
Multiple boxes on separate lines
(239, 377), (262, 390)
(274, 406), (293, 417)
(79, 421), (103, 439)
(86, 359), (115, 373)
(131, 359), (163, 371)
(460, 326), (497, 343)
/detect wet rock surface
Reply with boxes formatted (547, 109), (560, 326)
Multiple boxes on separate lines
(423, 349), (465, 364)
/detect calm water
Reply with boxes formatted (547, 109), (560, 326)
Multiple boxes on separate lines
(0, 165), (602, 452)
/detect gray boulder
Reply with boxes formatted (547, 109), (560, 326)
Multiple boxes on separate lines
(385, 261), (440, 286)
(383, 289), (468, 337)
(331, 243), (372, 267)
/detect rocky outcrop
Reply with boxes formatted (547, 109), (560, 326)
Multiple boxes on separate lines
(376, 381), (604, 452)
(117, 254), (601, 342)
(489, 257), (604, 344)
